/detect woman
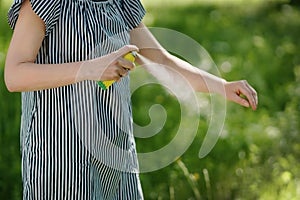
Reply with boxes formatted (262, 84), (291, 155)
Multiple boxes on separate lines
(5, 0), (258, 199)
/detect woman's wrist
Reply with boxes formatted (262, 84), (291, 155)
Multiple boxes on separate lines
(76, 59), (98, 82)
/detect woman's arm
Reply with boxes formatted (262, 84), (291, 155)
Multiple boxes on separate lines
(5, 0), (136, 92)
(130, 23), (258, 110)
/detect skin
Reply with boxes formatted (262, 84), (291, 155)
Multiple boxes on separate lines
(5, 0), (258, 110)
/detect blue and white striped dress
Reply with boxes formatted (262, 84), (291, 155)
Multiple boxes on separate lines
(8, 0), (146, 199)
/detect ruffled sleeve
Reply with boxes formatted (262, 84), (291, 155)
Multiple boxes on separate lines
(7, 0), (61, 36)
(118, 0), (146, 30)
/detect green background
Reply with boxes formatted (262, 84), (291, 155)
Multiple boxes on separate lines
(1, 0), (300, 199)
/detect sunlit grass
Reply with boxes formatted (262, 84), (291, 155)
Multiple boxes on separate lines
(142, 0), (289, 8)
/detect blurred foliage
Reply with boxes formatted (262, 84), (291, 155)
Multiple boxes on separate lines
(1, 0), (300, 199)
(0, 1), (22, 199)
(139, 1), (300, 199)
(0, 1), (22, 200)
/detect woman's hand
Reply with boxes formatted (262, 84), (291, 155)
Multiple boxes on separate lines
(224, 80), (258, 110)
(78, 45), (138, 82)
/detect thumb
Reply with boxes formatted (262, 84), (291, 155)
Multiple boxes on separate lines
(115, 45), (139, 57)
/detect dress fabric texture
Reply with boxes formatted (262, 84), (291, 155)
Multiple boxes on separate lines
(8, 0), (146, 199)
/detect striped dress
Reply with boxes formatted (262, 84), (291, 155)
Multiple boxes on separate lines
(8, 0), (146, 199)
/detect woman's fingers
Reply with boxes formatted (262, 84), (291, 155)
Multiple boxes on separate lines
(244, 82), (258, 109)
(104, 58), (134, 81)
(225, 80), (258, 110)
(94, 45), (138, 81)
(232, 92), (251, 108)
(109, 45), (137, 77)
(116, 57), (136, 71)
(236, 80), (258, 110)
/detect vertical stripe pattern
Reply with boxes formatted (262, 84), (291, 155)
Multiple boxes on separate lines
(8, 0), (146, 199)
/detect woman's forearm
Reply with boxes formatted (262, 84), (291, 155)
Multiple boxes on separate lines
(131, 23), (226, 94)
(162, 53), (227, 94)
(4, 61), (83, 92)
(137, 48), (227, 95)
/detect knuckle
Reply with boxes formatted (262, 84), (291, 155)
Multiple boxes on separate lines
(127, 63), (134, 69)
(113, 74), (120, 80)
(241, 80), (248, 85)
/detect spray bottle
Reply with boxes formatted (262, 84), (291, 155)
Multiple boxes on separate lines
(97, 51), (137, 90)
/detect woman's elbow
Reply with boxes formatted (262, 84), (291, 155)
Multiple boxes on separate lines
(4, 65), (20, 92)
(5, 76), (18, 93)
